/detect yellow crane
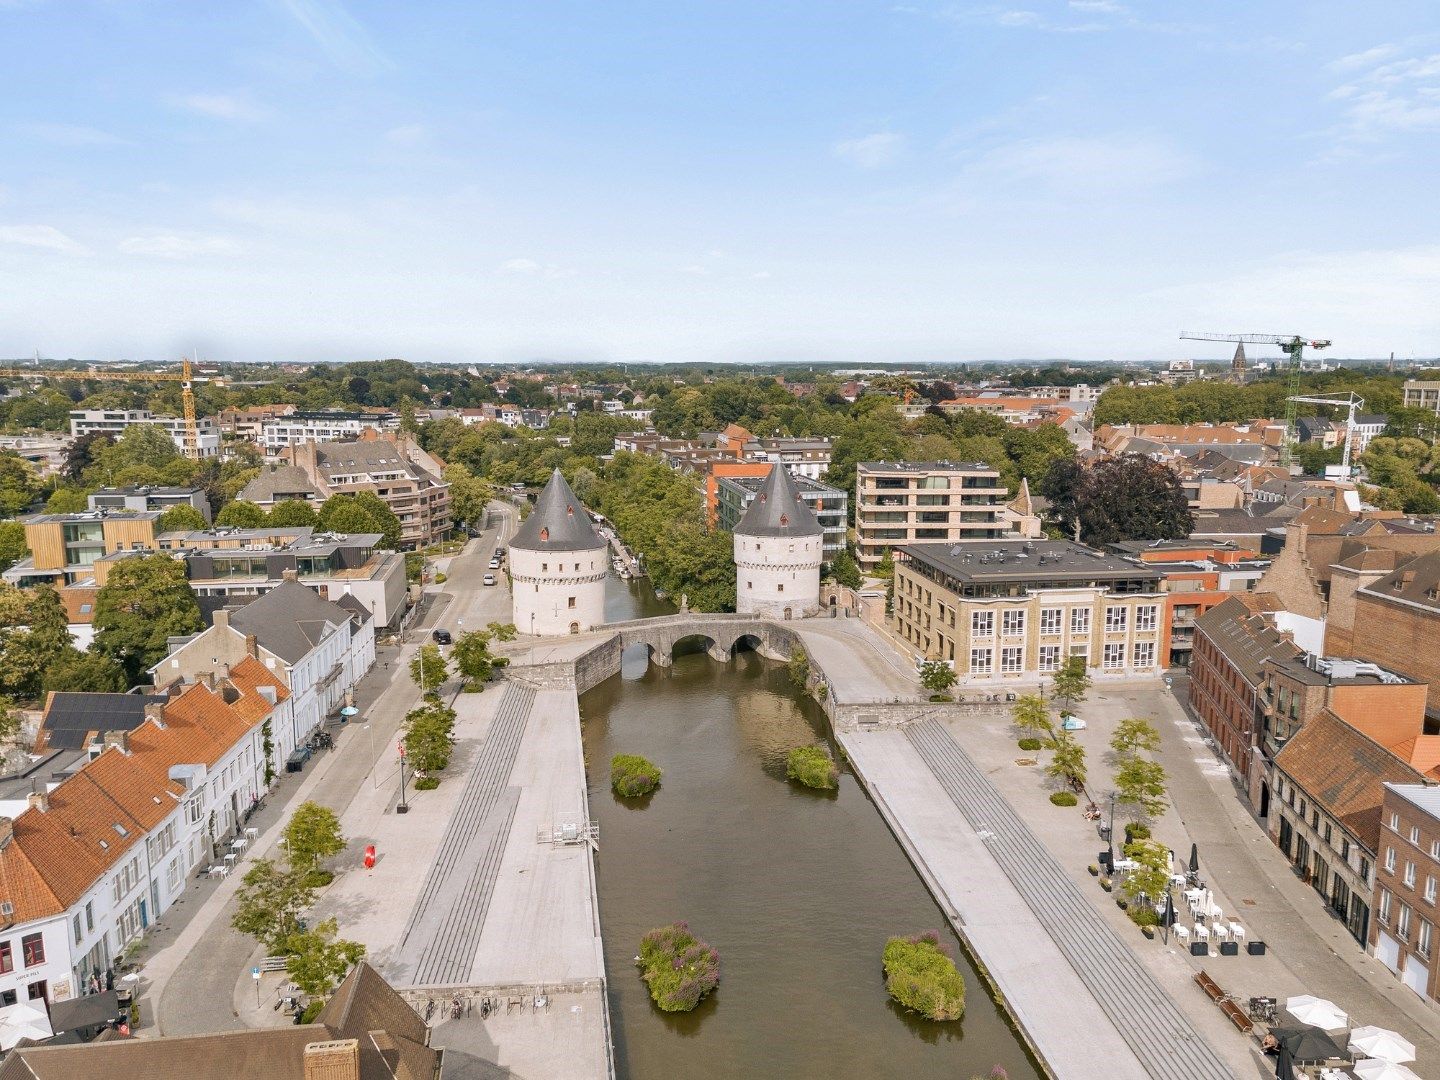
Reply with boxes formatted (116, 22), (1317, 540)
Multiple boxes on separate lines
(0, 359), (201, 458)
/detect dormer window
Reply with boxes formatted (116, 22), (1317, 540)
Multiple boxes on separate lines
(539, 527), (549, 541)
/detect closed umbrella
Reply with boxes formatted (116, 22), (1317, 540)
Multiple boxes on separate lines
(1284, 995), (1349, 1031)
(1271, 1023), (1347, 1064)
(1349, 1026), (1416, 1064)
(1354, 1061), (1423, 1080)
(1189, 842), (1199, 876)
(1274, 1043), (1297, 1080)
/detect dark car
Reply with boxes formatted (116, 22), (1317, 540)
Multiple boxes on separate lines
(432, 629), (452, 645)
(495, 546), (506, 558)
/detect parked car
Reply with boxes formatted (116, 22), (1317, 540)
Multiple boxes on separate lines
(494, 546), (506, 558)
(432, 628), (452, 645)
(489, 559), (501, 570)
(483, 574), (497, 587)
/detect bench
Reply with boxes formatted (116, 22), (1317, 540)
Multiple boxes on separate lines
(1193, 969), (1253, 1034)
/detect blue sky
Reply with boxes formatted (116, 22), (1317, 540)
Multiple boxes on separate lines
(1, 1), (1437, 365)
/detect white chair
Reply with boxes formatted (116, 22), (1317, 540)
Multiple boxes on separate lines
(1229, 922), (1245, 944)
(1209, 904), (1224, 922)
(1193, 924), (1209, 942)
(1212, 923), (1230, 943)
(245, 826), (259, 840)
(1174, 925), (1190, 943)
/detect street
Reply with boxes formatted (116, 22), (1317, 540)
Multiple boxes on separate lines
(142, 505), (515, 1036)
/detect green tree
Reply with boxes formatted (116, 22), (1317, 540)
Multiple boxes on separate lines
(1051, 655), (1091, 711)
(268, 499), (319, 527)
(1046, 730), (1088, 794)
(318, 492), (402, 549)
(443, 463), (495, 529)
(0, 584), (72, 701)
(874, 550), (895, 580)
(214, 500), (267, 528)
(1040, 453), (1192, 546)
(1110, 717), (1161, 759)
(409, 644), (447, 693)
(42, 649), (128, 694)
(44, 487), (90, 513)
(645, 520), (736, 612)
(283, 917), (366, 1001)
(92, 554), (203, 679)
(826, 548), (863, 590)
(0, 521), (28, 574)
(919, 660), (957, 695)
(486, 621), (517, 641)
(1121, 838), (1172, 906)
(882, 931), (965, 1022)
(282, 801), (346, 880)
(451, 630), (499, 690)
(1010, 693), (1054, 745)
(0, 696), (21, 745)
(62, 431), (113, 481)
(231, 858), (316, 953)
(155, 504), (208, 532)
(403, 702), (455, 775)
(1114, 756), (1169, 819)
(0, 451), (41, 515)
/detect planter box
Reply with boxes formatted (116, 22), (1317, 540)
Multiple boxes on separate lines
(1219, 941), (1238, 956)
(1247, 940), (1266, 956)
(1190, 941), (1209, 957)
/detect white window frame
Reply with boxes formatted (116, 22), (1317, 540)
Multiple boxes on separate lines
(1002, 610), (1025, 637)
(1070, 608), (1090, 636)
(1040, 607), (1062, 636)
(969, 647), (993, 675)
(970, 611), (994, 638)
(1103, 643), (1124, 670)
(1132, 641), (1155, 669)
(1001, 647), (1023, 673)
(1135, 604), (1158, 632)
(1386, 847), (1397, 873)
(1038, 645), (1061, 672)
(1104, 606), (1128, 633)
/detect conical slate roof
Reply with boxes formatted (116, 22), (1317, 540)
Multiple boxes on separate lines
(511, 468), (607, 551)
(734, 464), (822, 538)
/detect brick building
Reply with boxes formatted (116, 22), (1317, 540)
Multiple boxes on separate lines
(1338, 550), (1440, 716)
(1189, 594), (1299, 805)
(1373, 783), (1440, 1003)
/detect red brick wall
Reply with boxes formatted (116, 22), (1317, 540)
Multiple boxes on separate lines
(1353, 593), (1440, 714)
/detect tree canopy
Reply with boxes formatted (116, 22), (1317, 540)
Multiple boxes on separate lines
(318, 492), (402, 549)
(92, 554), (203, 679)
(1040, 453), (1192, 547)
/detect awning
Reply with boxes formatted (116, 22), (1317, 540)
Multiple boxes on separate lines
(48, 991), (121, 1035)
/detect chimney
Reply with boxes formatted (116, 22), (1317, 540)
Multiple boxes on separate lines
(27, 790), (48, 813)
(245, 633), (258, 658)
(282, 569), (299, 583)
(103, 730), (130, 754)
(145, 701), (166, 728)
(214, 609), (230, 630)
(0, 817), (12, 849)
(302, 1039), (361, 1080)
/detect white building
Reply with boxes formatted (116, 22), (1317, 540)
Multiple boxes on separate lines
(258, 411), (394, 450)
(150, 578), (373, 771)
(733, 464), (822, 619)
(510, 469), (609, 636)
(68, 409), (221, 458)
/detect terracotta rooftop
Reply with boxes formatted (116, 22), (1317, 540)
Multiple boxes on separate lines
(1274, 709), (1426, 852)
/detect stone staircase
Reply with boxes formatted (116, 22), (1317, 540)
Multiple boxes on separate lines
(905, 718), (1232, 1080)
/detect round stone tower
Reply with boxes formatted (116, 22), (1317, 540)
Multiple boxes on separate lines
(510, 468), (609, 635)
(733, 464), (823, 619)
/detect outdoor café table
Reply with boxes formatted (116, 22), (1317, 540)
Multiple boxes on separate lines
(232, 837), (248, 853)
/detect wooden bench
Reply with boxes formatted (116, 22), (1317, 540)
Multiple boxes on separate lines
(1193, 969), (1253, 1034)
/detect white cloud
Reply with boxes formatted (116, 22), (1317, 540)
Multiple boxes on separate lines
(960, 5), (1106, 33)
(968, 132), (1196, 192)
(1069, 0), (1124, 9)
(118, 233), (241, 259)
(1327, 48), (1440, 143)
(173, 93), (269, 122)
(17, 122), (128, 146)
(384, 124), (428, 146)
(833, 131), (906, 168)
(0, 224), (89, 256)
(273, 0), (392, 75)
(498, 258), (572, 279)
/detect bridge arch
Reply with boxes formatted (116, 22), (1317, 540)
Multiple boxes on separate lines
(611, 614), (801, 671)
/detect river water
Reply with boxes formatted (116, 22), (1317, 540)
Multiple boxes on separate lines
(582, 577), (1041, 1079)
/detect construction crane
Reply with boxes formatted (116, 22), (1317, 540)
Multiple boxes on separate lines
(1179, 331), (1333, 465)
(0, 359), (201, 458)
(1288, 392), (1365, 475)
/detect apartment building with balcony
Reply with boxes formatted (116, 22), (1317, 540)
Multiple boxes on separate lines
(257, 410), (396, 450)
(855, 461), (1008, 571)
(713, 467), (848, 559)
(3, 510), (162, 588)
(1403, 379), (1440, 415)
(68, 409), (220, 458)
(891, 539), (1166, 684)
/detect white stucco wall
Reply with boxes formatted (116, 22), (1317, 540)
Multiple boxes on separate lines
(509, 545), (608, 635)
(734, 533), (821, 618)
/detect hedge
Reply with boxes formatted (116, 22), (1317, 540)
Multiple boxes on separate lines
(1049, 791), (1078, 807)
(1017, 738), (1042, 751)
(611, 754), (662, 797)
(637, 923), (719, 1012)
(882, 931), (965, 1021)
(786, 746), (838, 790)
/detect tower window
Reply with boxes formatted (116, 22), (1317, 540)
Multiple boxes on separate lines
(539, 527), (549, 541)
(568, 597), (576, 608)
(778, 584), (784, 592)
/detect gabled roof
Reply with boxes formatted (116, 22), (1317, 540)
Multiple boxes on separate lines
(733, 463), (822, 538)
(1193, 593), (1298, 685)
(510, 469), (606, 552)
(1275, 709), (1425, 852)
(316, 961), (436, 1080)
(229, 581), (351, 664)
(237, 464), (319, 505)
(1362, 548), (1440, 614)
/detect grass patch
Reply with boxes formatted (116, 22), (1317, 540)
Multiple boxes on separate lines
(786, 746), (838, 790)
(883, 931), (965, 1021)
(414, 776), (440, 790)
(611, 754), (662, 798)
(1017, 738), (1042, 751)
(636, 923), (719, 1012)
(301, 869), (335, 889)
(1049, 791), (1078, 807)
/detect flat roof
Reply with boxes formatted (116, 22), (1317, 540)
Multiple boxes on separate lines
(858, 460), (999, 473)
(1265, 653), (1415, 687)
(21, 509), (162, 524)
(1384, 783), (1440, 821)
(718, 473), (843, 496)
(900, 539), (1162, 585)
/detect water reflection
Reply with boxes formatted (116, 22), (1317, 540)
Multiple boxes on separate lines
(580, 639), (1041, 1080)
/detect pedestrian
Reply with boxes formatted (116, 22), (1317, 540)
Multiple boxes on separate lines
(87, 973), (101, 995)
(104, 966), (115, 991)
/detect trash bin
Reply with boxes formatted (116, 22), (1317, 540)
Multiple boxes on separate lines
(1246, 940), (1266, 956)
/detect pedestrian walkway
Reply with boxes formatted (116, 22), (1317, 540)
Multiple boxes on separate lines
(906, 719), (1232, 1080)
(396, 683), (536, 986)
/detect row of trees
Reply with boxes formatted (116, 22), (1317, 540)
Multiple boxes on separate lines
(401, 627), (515, 783)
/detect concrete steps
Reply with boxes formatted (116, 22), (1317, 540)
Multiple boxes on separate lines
(398, 684), (536, 984)
(905, 719), (1231, 1080)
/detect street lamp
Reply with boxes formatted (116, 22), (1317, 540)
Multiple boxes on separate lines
(1105, 790), (1118, 869)
(396, 743), (410, 814)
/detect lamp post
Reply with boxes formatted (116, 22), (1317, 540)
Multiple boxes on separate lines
(396, 743), (410, 814)
(1105, 790), (1118, 869)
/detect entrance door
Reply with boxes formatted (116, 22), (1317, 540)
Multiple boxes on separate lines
(1376, 932), (1401, 972)
(1403, 956), (1429, 998)
(138, 898), (148, 930)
